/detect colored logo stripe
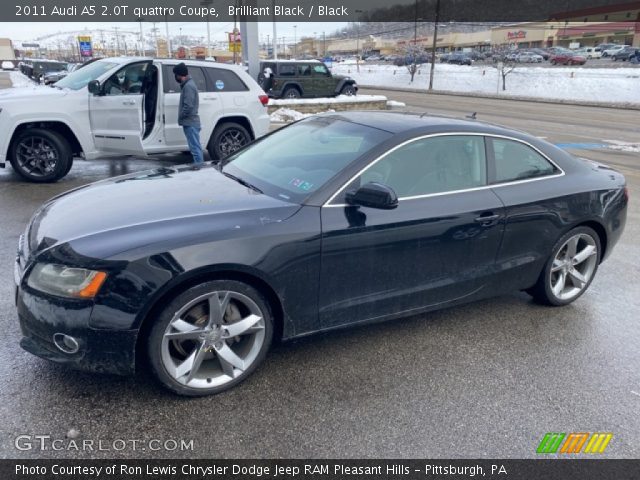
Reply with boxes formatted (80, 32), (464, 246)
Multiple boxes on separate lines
(560, 433), (589, 453)
(537, 433), (565, 454)
(584, 433), (613, 454)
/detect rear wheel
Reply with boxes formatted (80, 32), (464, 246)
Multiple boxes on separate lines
(147, 280), (274, 396)
(9, 128), (72, 182)
(282, 87), (301, 99)
(207, 122), (251, 161)
(528, 226), (601, 306)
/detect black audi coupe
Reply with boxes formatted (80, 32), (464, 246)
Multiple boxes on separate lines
(15, 112), (627, 395)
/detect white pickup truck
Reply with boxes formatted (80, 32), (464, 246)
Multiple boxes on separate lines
(0, 57), (270, 182)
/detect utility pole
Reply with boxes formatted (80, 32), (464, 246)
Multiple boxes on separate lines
(200, 0), (213, 58)
(165, 16), (172, 58)
(355, 10), (363, 72)
(323, 31), (326, 57)
(293, 25), (297, 58)
(137, 18), (144, 56)
(272, 0), (278, 59)
(152, 22), (159, 57)
(114, 27), (120, 56)
(428, 0), (441, 91)
(266, 34), (270, 56)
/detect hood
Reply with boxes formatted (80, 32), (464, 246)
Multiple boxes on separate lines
(0, 85), (69, 102)
(333, 74), (351, 81)
(28, 165), (300, 260)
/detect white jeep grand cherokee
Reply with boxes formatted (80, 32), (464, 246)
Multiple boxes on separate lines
(0, 57), (270, 182)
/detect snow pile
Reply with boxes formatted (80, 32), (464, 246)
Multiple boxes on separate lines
(604, 140), (640, 153)
(387, 100), (406, 108)
(268, 94), (387, 106)
(9, 71), (38, 88)
(270, 108), (335, 123)
(332, 63), (640, 104)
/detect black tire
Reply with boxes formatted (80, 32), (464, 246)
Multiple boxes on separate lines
(550, 59), (556, 65)
(282, 86), (301, 99)
(207, 122), (252, 161)
(147, 280), (274, 396)
(340, 84), (356, 96)
(527, 226), (601, 306)
(9, 128), (72, 183)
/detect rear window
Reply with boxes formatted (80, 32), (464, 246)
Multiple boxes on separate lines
(204, 68), (248, 92)
(278, 65), (296, 76)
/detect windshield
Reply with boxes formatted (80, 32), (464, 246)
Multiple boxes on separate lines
(55, 60), (118, 90)
(223, 117), (392, 203)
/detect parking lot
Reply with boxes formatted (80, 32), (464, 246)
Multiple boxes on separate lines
(0, 72), (639, 459)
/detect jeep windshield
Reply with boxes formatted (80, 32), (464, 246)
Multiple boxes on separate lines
(54, 60), (118, 90)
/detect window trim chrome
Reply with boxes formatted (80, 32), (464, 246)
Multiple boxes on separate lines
(323, 132), (565, 208)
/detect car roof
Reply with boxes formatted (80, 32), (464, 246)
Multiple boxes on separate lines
(262, 60), (322, 64)
(97, 57), (244, 72)
(317, 111), (535, 139)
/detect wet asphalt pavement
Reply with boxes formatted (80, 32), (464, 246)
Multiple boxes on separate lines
(0, 73), (639, 459)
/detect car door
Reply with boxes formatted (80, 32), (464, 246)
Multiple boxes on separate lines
(296, 63), (313, 96)
(319, 134), (506, 329)
(162, 65), (213, 147)
(485, 135), (566, 291)
(311, 63), (333, 96)
(89, 61), (150, 154)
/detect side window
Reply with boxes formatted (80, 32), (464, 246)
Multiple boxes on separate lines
(163, 65), (206, 93)
(347, 135), (487, 199)
(297, 64), (311, 76)
(312, 64), (329, 75)
(279, 65), (296, 76)
(204, 68), (249, 92)
(490, 138), (557, 183)
(103, 63), (148, 96)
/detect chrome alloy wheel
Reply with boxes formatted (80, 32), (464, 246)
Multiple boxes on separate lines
(161, 291), (266, 389)
(219, 129), (249, 157)
(549, 233), (598, 301)
(16, 136), (58, 177)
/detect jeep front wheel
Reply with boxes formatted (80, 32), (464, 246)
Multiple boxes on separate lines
(282, 87), (301, 99)
(340, 85), (356, 96)
(10, 128), (72, 182)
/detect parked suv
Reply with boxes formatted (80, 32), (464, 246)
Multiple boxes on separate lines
(611, 46), (638, 61)
(258, 60), (357, 99)
(0, 57), (270, 182)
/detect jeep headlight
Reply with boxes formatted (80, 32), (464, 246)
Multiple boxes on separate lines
(27, 264), (107, 299)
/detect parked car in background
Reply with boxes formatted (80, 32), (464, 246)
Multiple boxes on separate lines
(14, 111), (628, 396)
(439, 53), (451, 63)
(602, 45), (626, 57)
(30, 60), (67, 83)
(595, 43), (616, 54)
(258, 60), (357, 99)
(611, 46), (638, 61)
(550, 51), (587, 65)
(530, 48), (550, 60)
(0, 57), (270, 182)
(516, 51), (543, 63)
(2, 60), (16, 70)
(43, 63), (81, 85)
(574, 47), (602, 59)
(447, 53), (472, 65)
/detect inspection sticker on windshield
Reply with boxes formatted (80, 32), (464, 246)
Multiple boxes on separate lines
(289, 178), (313, 191)
(215, 80), (225, 90)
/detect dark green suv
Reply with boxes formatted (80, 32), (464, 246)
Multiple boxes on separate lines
(258, 60), (358, 99)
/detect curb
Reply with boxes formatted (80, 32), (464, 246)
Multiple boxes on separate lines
(358, 85), (640, 111)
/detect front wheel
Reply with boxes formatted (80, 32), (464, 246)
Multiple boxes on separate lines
(147, 280), (274, 396)
(9, 128), (72, 182)
(340, 84), (356, 96)
(528, 226), (601, 306)
(207, 122), (251, 161)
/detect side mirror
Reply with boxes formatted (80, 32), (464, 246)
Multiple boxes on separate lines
(87, 80), (101, 95)
(345, 182), (398, 210)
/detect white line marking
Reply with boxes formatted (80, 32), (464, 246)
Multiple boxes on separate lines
(631, 391), (640, 397)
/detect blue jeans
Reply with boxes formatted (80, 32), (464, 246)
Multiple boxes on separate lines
(183, 125), (203, 164)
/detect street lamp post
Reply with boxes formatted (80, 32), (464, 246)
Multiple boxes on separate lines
(201, 0), (213, 59)
(428, 0), (441, 91)
(137, 18), (144, 56)
(293, 25), (297, 59)
(355, 10), (363, 72)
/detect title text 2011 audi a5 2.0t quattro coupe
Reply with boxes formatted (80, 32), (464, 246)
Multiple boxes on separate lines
(15, 112), (627, 396)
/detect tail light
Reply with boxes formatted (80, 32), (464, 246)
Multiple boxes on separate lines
(258, 95), (269, 106)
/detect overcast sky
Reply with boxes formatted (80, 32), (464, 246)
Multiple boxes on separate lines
(0, 22), (346, 45)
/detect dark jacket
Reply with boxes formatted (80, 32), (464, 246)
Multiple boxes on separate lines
(178, 77), (200, 127)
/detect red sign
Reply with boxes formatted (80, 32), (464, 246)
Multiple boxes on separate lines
(507, 30), (527, 40)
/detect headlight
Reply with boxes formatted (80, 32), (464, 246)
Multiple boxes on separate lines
(27, 264), (107, 299)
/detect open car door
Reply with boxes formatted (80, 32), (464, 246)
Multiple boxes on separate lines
(89, 61), (151, 155)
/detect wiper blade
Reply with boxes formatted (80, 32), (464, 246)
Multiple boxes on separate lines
(222, 171), (263, 194)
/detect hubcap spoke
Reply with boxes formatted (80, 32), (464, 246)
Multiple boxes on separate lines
(568, 268), (587, 287)
(223, 314), (263, 338)
(565, 236), (579, 259)
(208, 292), (230, 327)
(552, 272), (566, 296)
(551, 259), (564, 272)
(215, 343), (246, 371)
(573, 245), (596, 265)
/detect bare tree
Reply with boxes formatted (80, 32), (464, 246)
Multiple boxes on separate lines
(405, 43), (426, 83)
(491, 50), (518, 91)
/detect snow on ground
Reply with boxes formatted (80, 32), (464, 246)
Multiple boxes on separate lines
(270, 108), (336, 123)
(604, 140), (640, 153)
(268, 94), (387, 106)
(332, 63), (640, 105)
(9, 71), (37, 88)
(387, 100), (406, 108)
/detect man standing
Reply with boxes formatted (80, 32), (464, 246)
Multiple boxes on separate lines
(173, 63), (203, 166)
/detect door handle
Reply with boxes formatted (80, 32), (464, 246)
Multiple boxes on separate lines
(202, 96), (217, 100)
(122, 101), (136, 106)
(474, 213), (501, 226)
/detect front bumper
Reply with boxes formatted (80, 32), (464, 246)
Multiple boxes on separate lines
(15, 255), (138, 375)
